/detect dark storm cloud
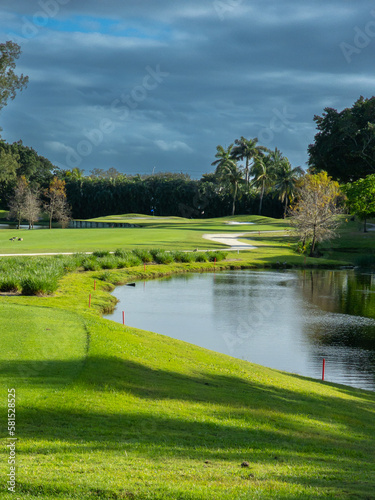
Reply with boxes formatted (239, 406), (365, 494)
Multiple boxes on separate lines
(1, 1), (375, 176)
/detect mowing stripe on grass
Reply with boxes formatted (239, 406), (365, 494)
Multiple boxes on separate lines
(0, 304), (88, 390)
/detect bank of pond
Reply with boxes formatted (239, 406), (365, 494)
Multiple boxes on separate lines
(104, 269), (375, 391)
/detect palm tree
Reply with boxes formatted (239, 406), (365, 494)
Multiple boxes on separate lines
(231, 137), (268, 186)
(212, 145), (243, 215)
(268, 147), (284, 173)
(250, 154), (276, 215)
(274, 158), (304, 218)
(221, 163), (244, 215)
(212, 144), (236, 173)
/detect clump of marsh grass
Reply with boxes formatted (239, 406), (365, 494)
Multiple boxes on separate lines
(132, 248), (153, 263)
(207, 251), (227, 262)
(172, 251), (196, 263)
(152, 250), (174, 265)
(92, 250), (111, 258)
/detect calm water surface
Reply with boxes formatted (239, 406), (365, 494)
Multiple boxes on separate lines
(0, 224), (45, 229)
(104, 270), (375, 391)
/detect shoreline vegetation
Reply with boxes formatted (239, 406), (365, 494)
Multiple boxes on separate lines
(1, 214), (375, 498)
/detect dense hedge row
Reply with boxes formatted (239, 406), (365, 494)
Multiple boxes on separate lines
(64, 175), (284, 219)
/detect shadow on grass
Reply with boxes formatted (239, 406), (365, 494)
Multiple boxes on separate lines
(2, 355), (375, 437)
(1, 356), (374, 498)
(0, 359), (87, 388)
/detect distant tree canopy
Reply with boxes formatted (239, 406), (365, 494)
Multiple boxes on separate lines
(0, 140), (58, 208)
(308, 96), (375, 182)
(61, 172), (284, 220)
(343, 174), (375, 232)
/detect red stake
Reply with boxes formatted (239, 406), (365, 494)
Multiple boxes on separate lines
(89, 294), (91, 308)
(322, 358), (325, 381)
(122, 311), (125, 325)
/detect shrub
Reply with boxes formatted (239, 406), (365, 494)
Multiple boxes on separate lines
(92, 250), (110, 258)
(132, 249), (153, 263)
(100, 256), (118, 269)
(194, 252), (208, 263)
(114, 248), (130, 258)
(149, 248), (162, 261)
(60, 254), (86, 272)
(207, 251), (227, 262)
(0, 275), (20, 292)
(153, 251), (174, 265)
(97, 271), (111, 282)
(175, 252), (195, 263)
(20, 273), (59, 295)
(171, 251), (185, 262)
(82, 258), (101, 271)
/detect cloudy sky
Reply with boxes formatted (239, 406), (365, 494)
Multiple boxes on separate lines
(0, 1), (374, 178)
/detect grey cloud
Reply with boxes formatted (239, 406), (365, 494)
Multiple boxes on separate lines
(1, 1), (375, 176)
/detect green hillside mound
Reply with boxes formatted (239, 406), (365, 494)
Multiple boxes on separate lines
(1, 304), (374, 499)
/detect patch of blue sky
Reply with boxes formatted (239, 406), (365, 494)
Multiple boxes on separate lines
(22, 15), (172, 40)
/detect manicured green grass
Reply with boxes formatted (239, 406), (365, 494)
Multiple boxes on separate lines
(320, 217), (375, 266)
(1, 272), (374, 499)
(0, 215), (288, 254)
(0, 214), (374, 498)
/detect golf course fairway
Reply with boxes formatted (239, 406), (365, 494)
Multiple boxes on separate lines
(0, 215), (374, 499)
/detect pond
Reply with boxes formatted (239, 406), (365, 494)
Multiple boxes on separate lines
(0, 224), (46, 229)
(103, 270), (375, 391)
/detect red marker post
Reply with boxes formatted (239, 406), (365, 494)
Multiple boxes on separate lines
(122, 311), (125, 325)
(322, 358), (325, 381)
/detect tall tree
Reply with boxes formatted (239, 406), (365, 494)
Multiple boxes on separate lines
(231, 137), (267, 185)
(250, 154), (275, 215)
(289, 172), (343, 256)
(212, 144), (236, 173)
(342, 174), (375, 232)
(7, 175), (28, 228)
(212, 144), (244, 215)
(0, 41), (28, 117)
(308, 96), (375, 182)
(274, 158), (304, 218)
(44, 177), (71, 228)
(218, 162), (244, 216)
(24, 189), (41, 229)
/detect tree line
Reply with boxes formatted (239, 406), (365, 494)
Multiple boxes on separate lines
(2, 41), (375, 234)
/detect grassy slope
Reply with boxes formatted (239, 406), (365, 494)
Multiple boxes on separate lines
(1, 215), (375, 498)
(1, 282), (375, 499)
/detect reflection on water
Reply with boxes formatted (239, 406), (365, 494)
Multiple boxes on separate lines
(0, 224), (45, 229)
(104, 270), (375, 391)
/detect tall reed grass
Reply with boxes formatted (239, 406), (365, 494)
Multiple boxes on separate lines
(0, 249), (228, 295)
